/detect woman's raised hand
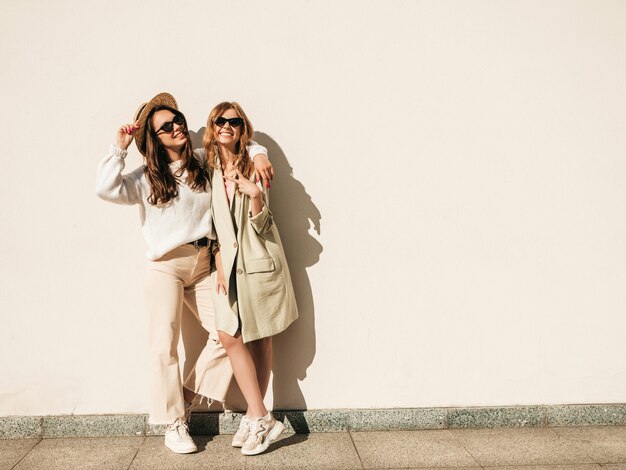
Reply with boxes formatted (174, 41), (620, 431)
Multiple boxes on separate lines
(225, 169), (263, 200)
(116, 123), (139, 150)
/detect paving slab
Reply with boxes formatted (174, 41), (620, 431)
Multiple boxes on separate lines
(350, 429), (479, 469)
(130, 435), (245, 469)
(551, 425), (626, 463)
(366, 468), (482, 470)
(4, 425), (626, 469)
(487, 466), (602, 470)
(451, 427), (596, 466)
(245, 432), (362, 469)
(13, 437), (143, 470)
(0, 438), (40, 470)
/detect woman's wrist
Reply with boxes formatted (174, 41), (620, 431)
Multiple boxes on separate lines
(111, 144), (129, 159)
(249, 191), (263, 216)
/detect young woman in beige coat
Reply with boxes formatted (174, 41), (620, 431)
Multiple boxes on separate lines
(203, 102), (298, 456)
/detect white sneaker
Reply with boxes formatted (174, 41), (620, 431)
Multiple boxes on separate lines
(164, 419), (197, 454)
(231, 415), (251, 447)
(241, 413), (285, 456)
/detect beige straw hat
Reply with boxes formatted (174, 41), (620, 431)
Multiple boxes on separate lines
(133, 92), (178, 156)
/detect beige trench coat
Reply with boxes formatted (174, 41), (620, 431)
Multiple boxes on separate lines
(210, 166), (298, 343)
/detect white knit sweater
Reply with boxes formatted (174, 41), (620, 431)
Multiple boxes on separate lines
(96, 143), (267, 260)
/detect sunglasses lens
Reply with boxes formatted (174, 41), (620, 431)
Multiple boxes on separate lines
(156, 114), (185, 134)
(215, 117), (243, 128)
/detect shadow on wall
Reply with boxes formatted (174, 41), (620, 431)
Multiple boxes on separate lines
(188, 129), (205, 150)
(182, 128), (322, 411)
(253, 131), (322, 410)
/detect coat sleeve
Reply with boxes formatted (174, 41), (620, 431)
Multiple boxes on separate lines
(248, 183), (274, 235)
(96, 145), (142, 205)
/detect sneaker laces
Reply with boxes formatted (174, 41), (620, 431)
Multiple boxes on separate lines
(167, 419), (190, 438)
(237, 416), (251, 434)
(248, 418), (259, 435)
(247, 417), (269, 443)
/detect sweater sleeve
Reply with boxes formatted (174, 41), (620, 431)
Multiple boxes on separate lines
(198, 142), (266, 161)
(247, 140), (268, 161)
(95, 145), (142, 205)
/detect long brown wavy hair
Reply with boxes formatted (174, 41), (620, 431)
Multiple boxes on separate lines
(143, 105), (209, 205)
(202, 102), (254, 179)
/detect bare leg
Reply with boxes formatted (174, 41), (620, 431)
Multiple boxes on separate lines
(218, 330), (268, 418)
(247, 337), (272, 398)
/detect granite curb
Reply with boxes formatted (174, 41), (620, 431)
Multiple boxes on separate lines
(2, 404), (626, 438)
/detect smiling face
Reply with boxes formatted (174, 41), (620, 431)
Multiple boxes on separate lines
(214, 108), (242, 148)
(151, 109), (188, 152)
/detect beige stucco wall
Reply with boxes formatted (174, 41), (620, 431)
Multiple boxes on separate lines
(1, 0), (625, 416)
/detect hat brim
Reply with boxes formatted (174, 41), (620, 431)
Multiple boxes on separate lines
(133, 92), (178, 156)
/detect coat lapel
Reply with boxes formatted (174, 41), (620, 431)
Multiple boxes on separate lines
(233, 171), (256, 236)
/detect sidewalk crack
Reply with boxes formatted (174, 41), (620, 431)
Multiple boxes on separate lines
(125, 436), (145, 470)
(348, 430), (366, 469)
(449, 429), (485, 468)
(10, 437), (42, 470)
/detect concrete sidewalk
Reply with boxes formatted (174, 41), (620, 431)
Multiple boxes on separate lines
(2, 425), (626, 469)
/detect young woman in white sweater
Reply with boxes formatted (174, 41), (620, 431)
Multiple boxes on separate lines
(96, 93), (273, 454)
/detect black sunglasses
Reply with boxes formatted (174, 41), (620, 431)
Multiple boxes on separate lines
(214, 117), (244, 128)
(155, 114), (186, 135)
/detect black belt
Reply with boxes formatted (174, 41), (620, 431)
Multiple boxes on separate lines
(187, 237), (209, 248)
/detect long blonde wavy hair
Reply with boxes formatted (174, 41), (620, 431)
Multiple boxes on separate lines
(203, 102), (255, 179)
